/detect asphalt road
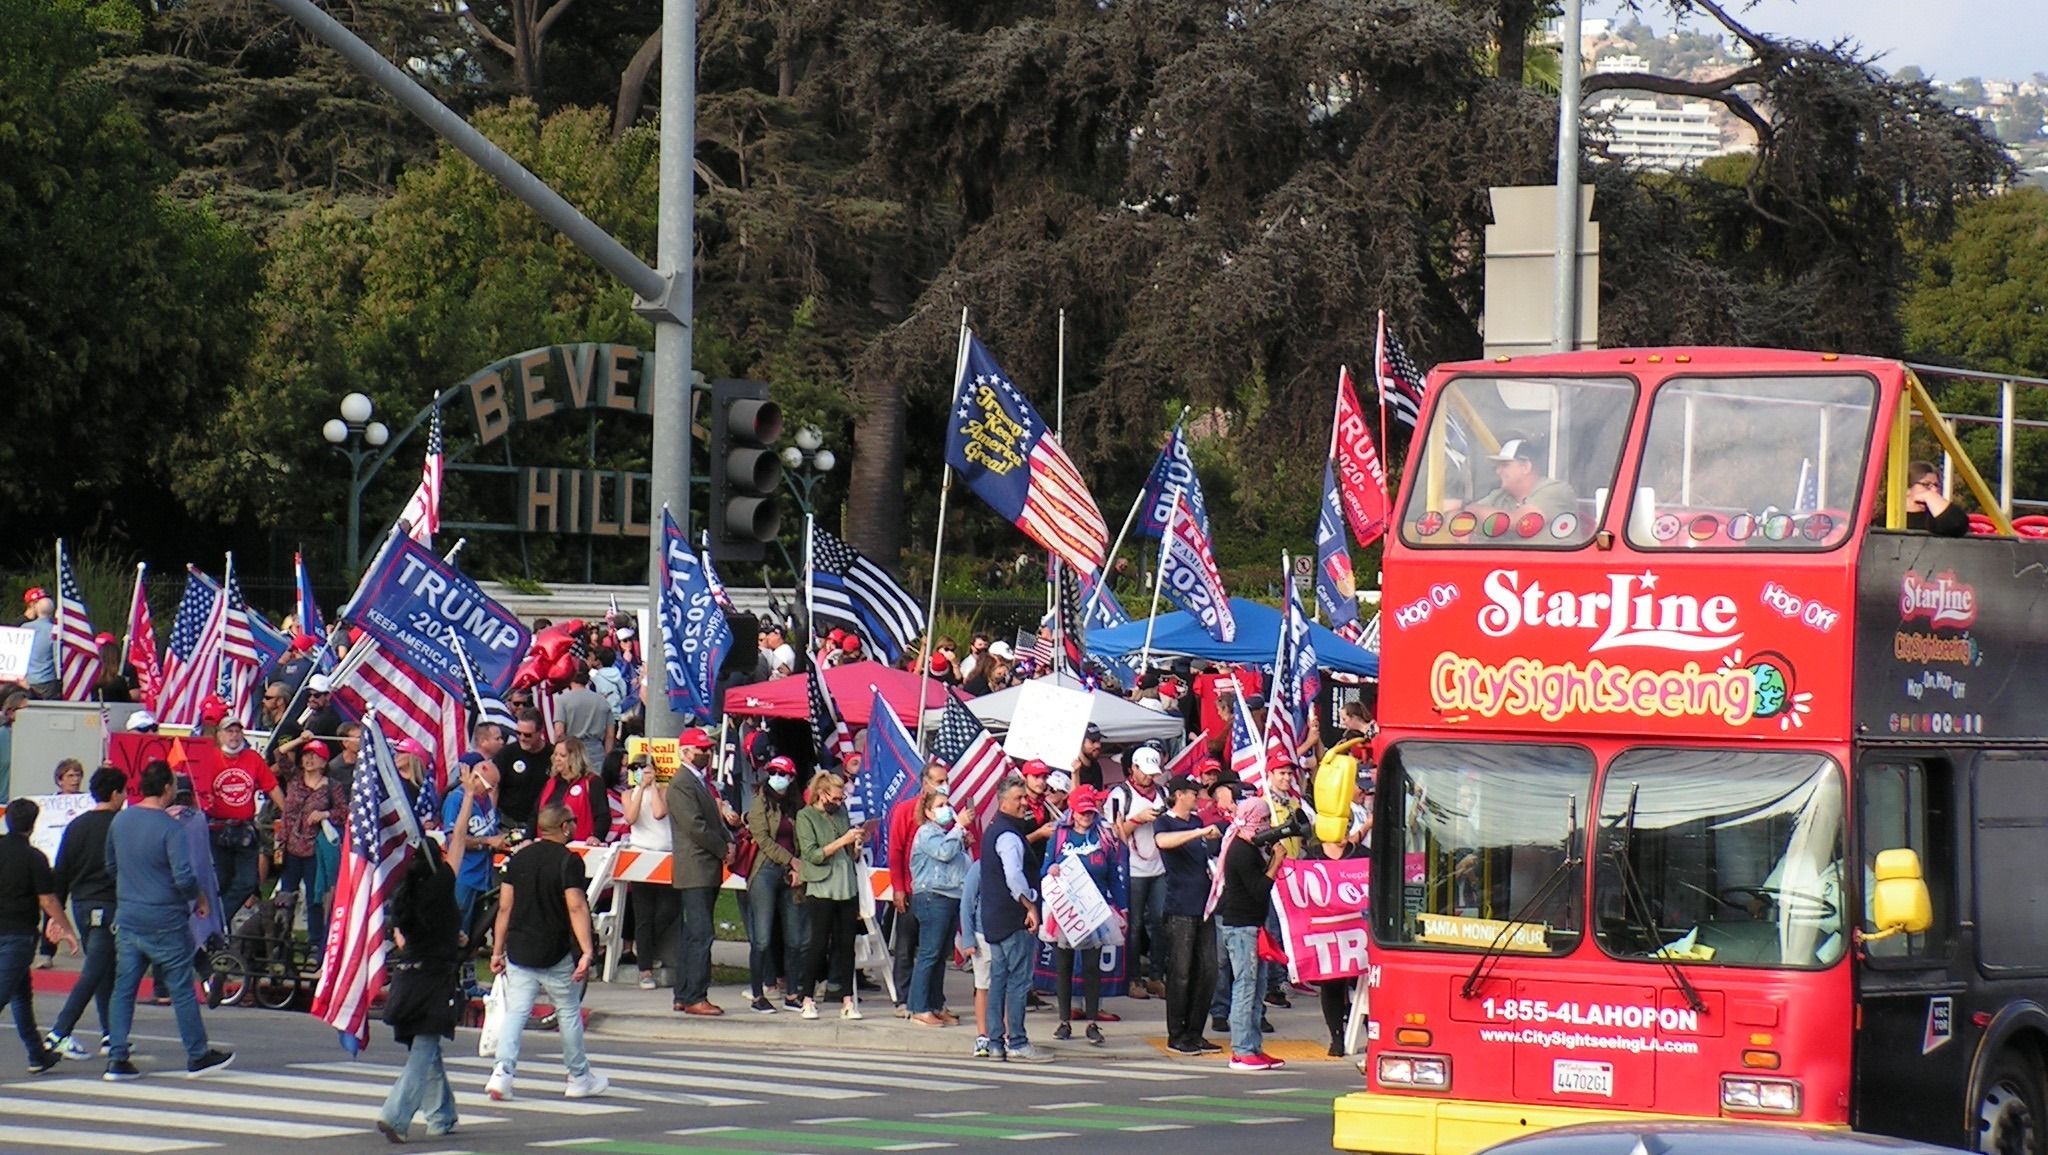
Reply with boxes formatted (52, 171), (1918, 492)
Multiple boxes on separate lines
(0, 1001), (1356, 1155)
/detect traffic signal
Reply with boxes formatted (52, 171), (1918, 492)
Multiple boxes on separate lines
(708, 378), (784, 562)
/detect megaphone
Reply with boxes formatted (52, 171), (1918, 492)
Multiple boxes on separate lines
(1313, 737), (1368, 844)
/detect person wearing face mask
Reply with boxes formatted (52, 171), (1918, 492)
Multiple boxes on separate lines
(1042, 785), (1127, 1045)
(745, 757), (809, 1013)
(795, 771), (867, 1020)
(906, 789), (967, 1027)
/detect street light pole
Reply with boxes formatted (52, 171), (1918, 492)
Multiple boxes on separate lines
(323, 392), (390, 578)
(780, 427), (836, 522)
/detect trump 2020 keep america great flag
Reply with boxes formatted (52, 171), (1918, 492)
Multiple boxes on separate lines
(945, 332), (1108, 576)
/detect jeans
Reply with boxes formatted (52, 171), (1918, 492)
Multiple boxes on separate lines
(985, 930), (1035, 1052)
(453, 884), (484, 947)
(1210, 922), (1235, 1019)
(1127, 873), (1167, 982)
(493, 954), (589, 1080)
(213, 840), (260, 926)
(109, 922), (211, 1063)
(890, 896), (922, 1006)
(907, 892), (958, 1015)
(52, 902), (116, 1041)
(747, 867), (806, 998)
(379, 1032), (457, 1136)
(672, 886), (717, 1006)
(631, 884), (679, 976)
(802, 898), (857, 1000)
(1, 932), (53, 1064)
(1219, 924), (1263, 1056)
(1160, 914), (1216, 1047)
(279, 853), (327, 955)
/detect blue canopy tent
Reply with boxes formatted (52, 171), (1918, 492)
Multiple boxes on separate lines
(1085, 597), (1379, 678)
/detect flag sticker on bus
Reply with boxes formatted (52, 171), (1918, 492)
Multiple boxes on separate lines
(1553, 1059), (1615, 1097)
(1923, 996), (1954, 1055)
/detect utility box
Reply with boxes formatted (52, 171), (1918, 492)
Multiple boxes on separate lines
(5, 701), (143, 800)
(1484, 185), (1599, 359)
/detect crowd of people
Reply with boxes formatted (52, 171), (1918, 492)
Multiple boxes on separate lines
(0, 599), (1378, 1141)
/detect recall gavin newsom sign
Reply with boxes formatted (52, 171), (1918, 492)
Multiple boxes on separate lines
(343, 536), (531, 698)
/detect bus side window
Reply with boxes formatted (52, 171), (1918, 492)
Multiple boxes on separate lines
(1973, 756), (2048, 971)
(1860, 760), (1951, 962)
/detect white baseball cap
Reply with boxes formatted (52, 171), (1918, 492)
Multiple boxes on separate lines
(988, 641), (1013, 659)
(1047, 770), (1073, 792)
(1131, 747), (1162, 774)
(308, 674), (332, 693)
(125, 710), (160, 733)
(1487, 438), (1536, 463)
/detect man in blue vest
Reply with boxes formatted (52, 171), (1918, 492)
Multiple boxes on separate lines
(978, 775), (1054, 1063)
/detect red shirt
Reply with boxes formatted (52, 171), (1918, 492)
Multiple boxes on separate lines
(195, 744), (278, 821)
(887, 794), (923, 898)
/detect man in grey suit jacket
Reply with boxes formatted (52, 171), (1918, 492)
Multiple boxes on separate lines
(667, 727), (734, 1015)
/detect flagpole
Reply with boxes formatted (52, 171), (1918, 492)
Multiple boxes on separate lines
(1262, 552), (1292, 806)
(916, 310), (972, 749)
(1138, 491), (1181, 673)
(803, 511), (818, 652)
(1083, 404), (1192, 621)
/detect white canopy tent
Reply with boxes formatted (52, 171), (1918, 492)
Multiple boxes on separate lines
(943, 672), (1185, 744)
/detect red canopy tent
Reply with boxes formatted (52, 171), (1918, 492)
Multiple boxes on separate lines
(721, 661), (950, 729)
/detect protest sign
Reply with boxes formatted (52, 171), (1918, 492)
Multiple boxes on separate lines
(0, 625), (32, 680)
(1039, 857), (1115, 948)
(1001, 680), (1094, 766)
(1272, 857), (1372, 982)
(26, 792), (96, 863)
(341, 535), (531, 698)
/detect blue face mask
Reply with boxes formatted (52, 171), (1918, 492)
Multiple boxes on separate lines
(768, 774), (793, 793)
(932, 805), (955, 827)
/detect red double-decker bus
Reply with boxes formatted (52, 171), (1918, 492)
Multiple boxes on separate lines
(1339, 347), (2045, 1155)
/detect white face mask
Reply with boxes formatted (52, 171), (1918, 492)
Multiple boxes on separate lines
(932, 805), (955, 827)
(768, 774), (793, 793)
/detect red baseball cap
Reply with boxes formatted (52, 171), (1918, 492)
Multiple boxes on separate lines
(678, 727), (714, 749)
(930, 652), (951, 673)
(22, 587), (47, 605)
(1021, 759), (1050, 778)
(302, 739), (332, 761)
(94, 631), (115, 647)
(199, 697), (230, 724)
(841, 635), (862, 653)
(1068, 785), (1103, 815)
(291, 633), (319, 653)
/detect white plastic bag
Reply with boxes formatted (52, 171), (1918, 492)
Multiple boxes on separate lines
(477, 979), (506, 1058)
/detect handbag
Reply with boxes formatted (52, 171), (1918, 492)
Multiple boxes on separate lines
(478, 978), (507, 1058)
(729, 827), (761, 880)
(1257, 926), (1291, 966)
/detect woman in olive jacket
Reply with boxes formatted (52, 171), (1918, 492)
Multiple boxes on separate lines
(793, 771), (867, 1020)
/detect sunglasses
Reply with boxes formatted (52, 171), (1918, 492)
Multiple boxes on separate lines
(517, 729), (541, 739)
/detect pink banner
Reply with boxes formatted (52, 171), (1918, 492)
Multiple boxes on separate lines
(1272, 857), (1371, 982)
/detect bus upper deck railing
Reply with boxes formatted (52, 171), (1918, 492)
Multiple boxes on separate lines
(1906, 362), (2048, 515)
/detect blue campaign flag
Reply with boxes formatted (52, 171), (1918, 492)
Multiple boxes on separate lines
(1134, 425), (1211, 539)
(340, 533), (532, 698)
(1076, 571), (1137, 683)
(1315, 460), (1364, 640)
(855, 686), (922, 868)
(658, 508), (732, 720)
(1156, 503), (1236, 643)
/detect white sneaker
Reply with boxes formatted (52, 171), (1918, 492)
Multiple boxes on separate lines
(45, 1033), (90, 1061)
(841, 1004), (864, 1021)
(801, 1001), (820, 1020)
(485, 1069), (514, 1101)
(565, 1070), (609, 1099)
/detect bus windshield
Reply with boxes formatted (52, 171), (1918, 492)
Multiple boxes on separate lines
(1594, 749), (1847, 969)
(1627, 375), (1877, 550)
(1400, 375), (1636, 548)
(1377, 741), (1591, 956)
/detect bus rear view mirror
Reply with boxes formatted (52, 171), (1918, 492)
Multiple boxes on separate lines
(1868, 848), (1932, 940)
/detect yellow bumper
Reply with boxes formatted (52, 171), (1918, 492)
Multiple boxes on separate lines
(1332, 1092), (1847, 1154)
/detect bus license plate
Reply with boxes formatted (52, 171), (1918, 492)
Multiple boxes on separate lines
(1553, 1060), (1614, 1097)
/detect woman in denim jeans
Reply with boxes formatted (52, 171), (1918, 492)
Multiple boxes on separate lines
(745, 758), (809, 1013)
(377, 789), (477, 1141)
(906, 789), (966, 1027)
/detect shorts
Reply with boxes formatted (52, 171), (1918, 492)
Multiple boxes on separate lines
(972, 932), (992, 990)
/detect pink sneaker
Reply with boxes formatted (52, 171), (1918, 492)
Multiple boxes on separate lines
(1259, 1052), (1287, 1071)
(1229, 1053), (1277, 1072)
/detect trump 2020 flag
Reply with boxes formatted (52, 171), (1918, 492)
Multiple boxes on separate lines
(1155, 499), (1236, 643)
(1135, 425), (1211, 538)
(1333, 366), (1390, 548)
(945, 332), (1108, 576)
(659, 507), (731, 720)
(855, 687), (921, 866)
(1315, 459), (1364, 641)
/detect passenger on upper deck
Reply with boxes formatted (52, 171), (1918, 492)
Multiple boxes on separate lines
(1449, 438), (1577, 522)
(1903, 460), (1969, 538)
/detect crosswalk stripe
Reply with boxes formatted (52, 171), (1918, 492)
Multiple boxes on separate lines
(0, 1124), (214, 1153)
(210, 1069), (635, 1115)
(628, 1052), (989, 1092)
(779, 1050), (1097, 1086)
(441, 1054), (881, 1100)
(21, 1078), (509, 1126)
(780, 1047), (1196, 1083)
(291, 1061), (762, 1108)
(0, 1096), (355, 1140)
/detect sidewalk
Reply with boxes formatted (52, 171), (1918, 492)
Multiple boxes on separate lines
(582, 940), (1346, 1063)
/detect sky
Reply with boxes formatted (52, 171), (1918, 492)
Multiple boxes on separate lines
(1601, 0), (2046, 82)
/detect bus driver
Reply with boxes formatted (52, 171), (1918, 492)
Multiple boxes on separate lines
(1447, 438), (1577, 522)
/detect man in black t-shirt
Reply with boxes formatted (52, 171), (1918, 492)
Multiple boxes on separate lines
(485, 803), (607, 1102)
(0, 797), (80, 1074)
(493, 708), (555, 831)
(1152, 776), (1222, 1056)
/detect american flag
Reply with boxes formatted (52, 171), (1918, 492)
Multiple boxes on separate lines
(216, 556), (263, 724)
(1014, 628), (1054, 668)
(931, 693), (1009, 832)
(1357, 610), (1382, 654)
(156, 566), (225, 727)
(1163, 727), (1217, 779)
(1262, 566), (1319, 776)
(1376, 311), (1428, 437)
(808, 524), (925, 664)
(1053, 565), (1089, 670)
(332, 641), (451, 784)
(453, 637), (515, 733)
(945, 332), (1108, 576)
(1793, 457), (1820, 515)
(124, 564), (161, 709)
(311, 714), (425, 1053)
(54, 540), (103, 701)
(1227, 675), (1264, 789)
(295, 552), (335, 675)
(807, 665), (854, 771)
(397, 408), (443, 549)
